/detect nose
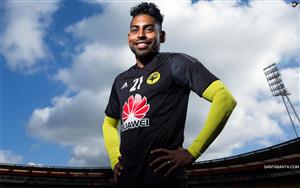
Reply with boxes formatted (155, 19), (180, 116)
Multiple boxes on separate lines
(137, 29), (146, 38)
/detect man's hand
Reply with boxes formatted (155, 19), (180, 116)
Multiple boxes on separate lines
(113, 156), (123, 182)
(149, 148), (195, 177)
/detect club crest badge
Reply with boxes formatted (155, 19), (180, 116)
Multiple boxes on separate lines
(147, 71), (160, 85)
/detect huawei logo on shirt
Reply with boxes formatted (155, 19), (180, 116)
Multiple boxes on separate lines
(121, 94), (150, 132)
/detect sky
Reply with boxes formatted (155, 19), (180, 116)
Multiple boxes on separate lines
(0, 0), (299, 168)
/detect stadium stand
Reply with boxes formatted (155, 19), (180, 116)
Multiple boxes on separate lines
(188, 137), (300, 188)
(1, 138), (299, 188)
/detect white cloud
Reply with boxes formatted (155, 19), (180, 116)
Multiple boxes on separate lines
(65, 2), (133, 46)
(281, 68), (300, 106)
(55, 43), (134, 93)
(28, 90), (108, 145)
(1, 1), (58, 72)
(0, 150), (23, 164)
(68, 141), (110, 167)
(27, 89), (111, 167)
(27, 0), (299, 166)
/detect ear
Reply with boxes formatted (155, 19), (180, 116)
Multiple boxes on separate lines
(160, 31), (166, 43)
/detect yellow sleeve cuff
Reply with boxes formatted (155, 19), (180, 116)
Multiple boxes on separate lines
(187, 80), (237, 159)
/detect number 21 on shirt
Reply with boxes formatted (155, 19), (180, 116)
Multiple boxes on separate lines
(130, 76), (143, 92)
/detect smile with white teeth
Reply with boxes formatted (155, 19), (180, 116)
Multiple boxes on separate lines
(136, 42), (149, 49)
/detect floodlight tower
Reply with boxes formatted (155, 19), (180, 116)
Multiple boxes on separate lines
(263, 63), (299, 138)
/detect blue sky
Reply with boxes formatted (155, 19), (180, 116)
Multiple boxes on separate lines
(0, 0), (299, 167)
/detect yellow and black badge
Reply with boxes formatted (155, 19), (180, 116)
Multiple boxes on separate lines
(147, 71), (160, 85)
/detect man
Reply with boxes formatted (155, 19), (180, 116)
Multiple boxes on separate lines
(102, 2), (236, 188)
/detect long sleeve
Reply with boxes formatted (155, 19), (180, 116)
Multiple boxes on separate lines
(102, 116), (121, 169)
(187, 80), (237, 159)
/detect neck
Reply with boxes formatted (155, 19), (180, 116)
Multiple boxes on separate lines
(135, 53), (157, 69)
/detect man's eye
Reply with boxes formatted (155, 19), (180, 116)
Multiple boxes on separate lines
(145, 27), (154, 32)
(130, 28), (138, 33)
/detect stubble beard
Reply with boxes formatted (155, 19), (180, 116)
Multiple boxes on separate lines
(129, 40), (159, 60)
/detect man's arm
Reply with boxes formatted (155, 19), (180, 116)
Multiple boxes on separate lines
(102, 116), (121, 169)
(102, 116), (123, 181)
(150, 80), (236, 175)
(187, 80), (237, 158)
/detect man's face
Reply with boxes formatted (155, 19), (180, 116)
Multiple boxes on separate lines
(128, 14), (165, 59)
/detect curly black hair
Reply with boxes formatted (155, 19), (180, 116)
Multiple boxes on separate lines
(130, 2), (164, 29)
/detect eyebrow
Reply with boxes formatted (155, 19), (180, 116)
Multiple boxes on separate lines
(130, 24), (155, 28)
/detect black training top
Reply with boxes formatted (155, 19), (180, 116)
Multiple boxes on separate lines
(105, 52), (218, 187)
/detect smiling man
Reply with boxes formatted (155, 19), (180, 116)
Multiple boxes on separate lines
(102, 2), (236, 188)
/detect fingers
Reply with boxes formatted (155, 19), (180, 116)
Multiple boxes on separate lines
(114, 166), (122, 181)
(153, 160), (173, 173)
(113, 160), (123, 182)
(115, 163), (123, 174)
(115, 156), (123, 174)
(114, 173), (118, 182)
(165, 163), (179, 177)
(150, 148), (173, 173)
(150, 148), (174, 174)
(149, 155), (170, 167)
(150, 148), (192, 176)
(150, 148), (170, 155)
